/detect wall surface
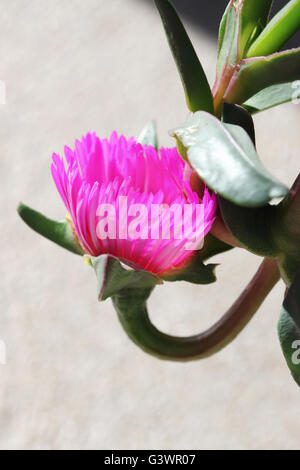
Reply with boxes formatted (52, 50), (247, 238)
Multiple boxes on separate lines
(1, 0), (299, 450)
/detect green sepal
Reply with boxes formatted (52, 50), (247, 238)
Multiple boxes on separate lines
(91, 255), (161, 301)
(161, 233), (233, 283)
(171, 111), (288, 207)
(247, 0), (300, 58)
(244, 82), (300, 113)
(278, 269), (300, 387)
(138, 121), (158, 150)
(198, 233), (233, 262)
(153, 0), (214, 113)
(17, 202), (84, 255)
(161, 253), (218, 285)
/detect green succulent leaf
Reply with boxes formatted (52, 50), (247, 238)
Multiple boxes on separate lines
(247, 0), (300, 58)
(217, 1), (231, 55)
(278, 270), (300, 387)
(222, 102), (256, 145)
(219, 103), (280, 257)
(217, 0), (273, 76)
(239, 0), (274, 56)
(225, 47), (300, 105)
(244, 82), (300, 113)
(172, 111), (288, 207)
(17, 202), (84, 255)
(161, 253), (217, 284)
(216, 1), (241, 80)
(91, 255), (161, 301)
(153, 0), (214, 113)
(138, 121), (158, 150)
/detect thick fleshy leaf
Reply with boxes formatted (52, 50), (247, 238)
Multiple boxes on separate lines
(214, 0), (273, 115)
(222, 102), (255, 145)
(214, 1), (242, 116)
(154, 0), (214, 113)
(138, 121), (158, 150)
(216, 0), (273, 76)
(161, 253), (217, 284)
(91, 255), (160, 301)
(225, 47), (300, 105)
(247, 0), (300, 58)
(239, 0), (274, 56)
(244, 82), (300, 113)
(172, 111), (288, 207)
(278, 270), (300, 387)
(216, 1), (241, 80)
(219, 103), (280, 257)
(17, 202), (84, 255)
(217, 0), (231, 55)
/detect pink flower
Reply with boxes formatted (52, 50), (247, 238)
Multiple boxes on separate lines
(51, 132), (217, 274)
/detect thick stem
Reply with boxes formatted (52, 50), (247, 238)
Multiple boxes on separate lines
(212, 66), (237, 118)
(113, 258), (280, 361)
(213, 78), (228, 119)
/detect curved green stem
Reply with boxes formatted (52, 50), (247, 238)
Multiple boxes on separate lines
(113, 258), (280, 361)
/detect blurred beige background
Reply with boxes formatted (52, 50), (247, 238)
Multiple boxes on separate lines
(1, 0), (300, 450)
